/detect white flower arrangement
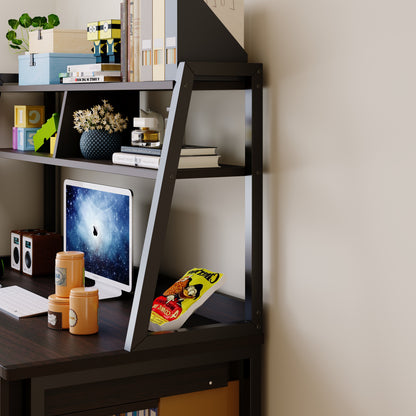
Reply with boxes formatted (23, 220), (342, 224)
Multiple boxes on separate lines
(73, 100), (128, 134)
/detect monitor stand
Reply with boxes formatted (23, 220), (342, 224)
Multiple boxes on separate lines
(90, 281), (123, 300)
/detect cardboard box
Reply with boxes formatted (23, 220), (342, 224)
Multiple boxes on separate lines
(17, 128), (38, 151)
(29, 29), (92, 54)
(12, 127), (18, 149)
(159, 381), (239, 416)
(14, 105), (45, 128)
(50, 135), (57, 155)
(18, 53), (96, 85)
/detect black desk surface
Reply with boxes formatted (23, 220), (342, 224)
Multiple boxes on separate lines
(0, 269), (256, 383)
(0, 270), (132, 381)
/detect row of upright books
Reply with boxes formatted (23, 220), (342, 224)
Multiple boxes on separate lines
(112, 408), (157, 415)
(120, 0), (246, 82)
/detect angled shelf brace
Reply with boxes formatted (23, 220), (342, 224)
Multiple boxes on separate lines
(124, 61), (263, 352)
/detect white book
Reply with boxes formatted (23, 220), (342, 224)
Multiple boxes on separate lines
(112, 152), (220, 169)
(63, 75), (122, 84)
(68, 70), (121, 78)
(66, 63), (121, 73)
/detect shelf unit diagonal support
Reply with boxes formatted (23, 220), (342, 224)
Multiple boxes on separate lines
(125, 62), (195, 352)
(244, 64), (263, 329)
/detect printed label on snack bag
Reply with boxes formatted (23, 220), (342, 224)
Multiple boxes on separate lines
(149, 268), (224, 331)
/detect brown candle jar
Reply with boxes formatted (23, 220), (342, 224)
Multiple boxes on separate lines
(55, 251), (84, 298)
(48, 294), (69, 330)
(69, 287), (99, 335)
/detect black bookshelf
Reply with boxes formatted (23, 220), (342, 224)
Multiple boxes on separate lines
(0, 61), (263, 416)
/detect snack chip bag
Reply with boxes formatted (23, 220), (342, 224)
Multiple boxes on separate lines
(149, 267), (224, 331)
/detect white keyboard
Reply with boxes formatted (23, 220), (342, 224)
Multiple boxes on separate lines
(0, 285), (48, 319)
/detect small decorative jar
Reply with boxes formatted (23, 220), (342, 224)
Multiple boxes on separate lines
(69, 287), (99, 335)
(48, 294), (70, 330)
(55, 251), (85, 298)
(131, 117), (161, 147)
(80, 130), (122, 160)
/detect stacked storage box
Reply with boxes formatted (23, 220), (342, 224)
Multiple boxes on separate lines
(13, 105), (45, 151)
(19, 29), (95, 85)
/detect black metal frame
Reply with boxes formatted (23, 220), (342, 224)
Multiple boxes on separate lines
(124, 62), (263, 351)
(0, 62), (263, 415)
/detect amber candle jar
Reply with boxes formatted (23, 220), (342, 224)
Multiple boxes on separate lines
(69, 287), (99, 335)
(48, 294), (69, 330)
(55, 251), (84, 297)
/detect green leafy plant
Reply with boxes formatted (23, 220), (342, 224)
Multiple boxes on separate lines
(6, 13), (60, 52)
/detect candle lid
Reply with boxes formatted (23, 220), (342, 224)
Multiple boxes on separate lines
(48, 294), (70, 304)
(56, 251), (84, 260)
(70, 287), (98, 297)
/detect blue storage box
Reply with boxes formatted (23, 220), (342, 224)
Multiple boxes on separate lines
(17, 128), (39, 151)
(18, 53), (96, 85)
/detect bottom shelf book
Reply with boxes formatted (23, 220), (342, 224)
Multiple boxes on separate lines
(112, 144), (221, 169)
(112, 152), (220, 169)
(112, 409), (157, 416)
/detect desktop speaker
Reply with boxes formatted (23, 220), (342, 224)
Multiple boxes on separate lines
(22, 231), (63, 276)
(10, 229), (43, 272)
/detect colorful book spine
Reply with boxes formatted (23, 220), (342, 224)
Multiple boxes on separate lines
(140, 0), (153, 81)
(128, 0), (135, 81)
(133, 0), (141, 81)
(152, 0), (165, 81)
(120, 0), (128, 81)
(164, 0), (178, 80)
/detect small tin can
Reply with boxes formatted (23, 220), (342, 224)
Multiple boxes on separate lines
(48, 294), (70, 330)
(69, 287), (99, 335)
(55, 251), (84, 298)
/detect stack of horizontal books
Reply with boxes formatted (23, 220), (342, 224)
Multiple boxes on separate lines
(60, 63), (122, 83)
(112, 145), (220, 169)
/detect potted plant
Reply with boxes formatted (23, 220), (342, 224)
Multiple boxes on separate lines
(73, 99), (129, 160)
(6, 13), (60, 52)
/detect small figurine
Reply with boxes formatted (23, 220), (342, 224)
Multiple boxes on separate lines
(87, 20), (121, 64)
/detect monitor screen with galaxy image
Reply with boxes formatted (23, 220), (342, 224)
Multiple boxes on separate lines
(64, 179), (133, 299)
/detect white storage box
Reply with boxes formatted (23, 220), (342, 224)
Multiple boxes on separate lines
(29, 29), (92, 54)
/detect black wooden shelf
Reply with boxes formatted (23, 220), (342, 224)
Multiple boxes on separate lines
(0, 61), (263, 354)
(0, 148), (246, 179)
(0, 80), (174, 93)
(0, 60), (263, 416)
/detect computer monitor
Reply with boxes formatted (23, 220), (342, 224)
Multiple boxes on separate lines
(63, 179), (133, 299)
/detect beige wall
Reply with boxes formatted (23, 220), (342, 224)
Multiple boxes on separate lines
(0, 1), (54, 251)
(2, 0), (415, 415)
(245, 0), (416, 415)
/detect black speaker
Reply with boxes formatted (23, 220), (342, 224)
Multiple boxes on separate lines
(10, 229), (42, 272)
(21, 231), (62, 276)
